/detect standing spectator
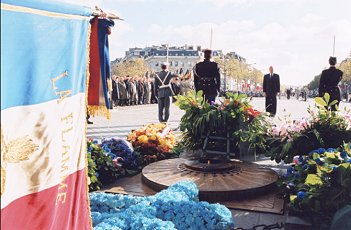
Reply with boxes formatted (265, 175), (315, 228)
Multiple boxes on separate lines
(179, 73), (194, 96)
(124, 75), (132, 105)
(263, 66), (280, 117)
(118, 77), (128, 106)
(171, 77), (180, 102)
(319, 56), (343, 111)
(150, 77), (158, 104)
(111, 75), (119, 107)
(143, 77), (150, 104)
(136, 76), (144, 105)
(129, 77), (138, 105)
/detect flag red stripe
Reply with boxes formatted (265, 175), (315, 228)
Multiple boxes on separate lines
(88, 18), (102, 106)
(1, 169), (91, 230)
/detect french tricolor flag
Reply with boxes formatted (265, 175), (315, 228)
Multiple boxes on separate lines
(1, 0), (92, 229)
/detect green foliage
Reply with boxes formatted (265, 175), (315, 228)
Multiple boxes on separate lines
(280, 144), (351, 228)
(339, 57), (351, 84)
(307, 74), (321, 90)
(175, 91), (269, 152)
(87, 140), (125, 191)
(87, 134), (181, 192)
(265, 93), (351, 163)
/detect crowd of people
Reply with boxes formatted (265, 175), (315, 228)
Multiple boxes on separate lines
(284, 85), (350, 102)
(109, 74), (194, 107)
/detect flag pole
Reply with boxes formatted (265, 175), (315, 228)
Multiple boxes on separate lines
(333, 35), (335, 56)
(210, 27), (213, 50)
(166, 44), (169, 63)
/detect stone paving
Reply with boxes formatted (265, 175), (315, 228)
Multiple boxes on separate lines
(87, 97), (350, 229)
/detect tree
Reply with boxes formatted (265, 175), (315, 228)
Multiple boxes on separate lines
(306, 57), (351, 89)
(307, 74), (321, 90)
(111, 58), (149, 77)
(214, 56), (263, 88)
(339, 58), (351, 84)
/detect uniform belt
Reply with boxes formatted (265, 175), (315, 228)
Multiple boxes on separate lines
(159, 85), (172, 88)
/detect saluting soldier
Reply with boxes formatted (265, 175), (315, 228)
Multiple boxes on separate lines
(193, 49), (221, 103)
(319, 56), (343, 111)
(154, 62), (178, 123)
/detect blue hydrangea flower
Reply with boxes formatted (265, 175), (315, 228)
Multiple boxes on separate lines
(287, 166), (294, 175)
(89, 181), (235, 229)
(287, 182), (295, 189)
(294, 172), (300, 179)
(340, 151), (348, 158)
(315, 158), (324, 165)
(302, 164), (308, 170)
(317, 148), (326, 154)
(297, 191), (307, 200)
(326, 148), (335, 152)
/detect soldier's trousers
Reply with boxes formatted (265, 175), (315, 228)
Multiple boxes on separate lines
(265, 95), (277, 117)
(158, 96), (170, 122)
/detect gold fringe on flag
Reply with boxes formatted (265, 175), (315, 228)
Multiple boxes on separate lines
(84, 23), (93, 229)
(87, 105), (111, 120)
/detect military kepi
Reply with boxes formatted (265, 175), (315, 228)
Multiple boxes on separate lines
(204, 49), (212, 55)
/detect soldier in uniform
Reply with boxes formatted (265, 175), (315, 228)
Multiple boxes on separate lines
(154, 62), (178, 123)
(319, 56), (343, 111)
(193, 49), (221, 103)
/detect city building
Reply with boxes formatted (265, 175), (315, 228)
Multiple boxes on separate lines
(122, 44), (225, 73)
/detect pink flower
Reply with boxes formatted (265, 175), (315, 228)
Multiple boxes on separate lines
(112, 157), (123, 167)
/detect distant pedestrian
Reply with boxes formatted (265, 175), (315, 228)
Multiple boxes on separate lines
(154, 62), (178, 123)
(263, 66), (280, 117)
(286, 88), (291, 100)
(319, 56), (343, 111)
(193, 49), (221, 103)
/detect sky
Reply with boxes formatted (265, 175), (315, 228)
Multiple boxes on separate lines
(65, 0), (351, 86)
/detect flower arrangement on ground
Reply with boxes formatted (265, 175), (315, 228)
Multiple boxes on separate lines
(266, 93), (351, 163)
(127, 123), (178, 165)
(174, 91), (270, 154)
(87, 138), (140, 191)
(90, 181), (235, 230)
(279, 144), (351, 228)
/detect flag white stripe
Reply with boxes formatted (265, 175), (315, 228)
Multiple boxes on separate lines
(1, 93), (86, 208)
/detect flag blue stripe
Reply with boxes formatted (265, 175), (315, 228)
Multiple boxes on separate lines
(1, 9), (89, 110)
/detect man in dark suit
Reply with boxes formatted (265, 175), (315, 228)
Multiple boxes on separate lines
(263, 66), (280, 117)
(194, 49), (221, 103)
(154, 62), (178, 123)
(319, 56), (343, 111)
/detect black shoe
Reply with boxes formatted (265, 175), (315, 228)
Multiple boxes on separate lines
(87, 120), (93, 124)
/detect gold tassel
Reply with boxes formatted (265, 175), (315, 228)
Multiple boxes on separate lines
(84, 22), (93, 229)
(87, 105), (111, 119)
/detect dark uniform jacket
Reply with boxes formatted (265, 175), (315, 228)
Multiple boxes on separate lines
(319, 67), (343, 101)
(263, 73), (280, 96)
(194, 59), (220, 96)
(154, 70), (176, 98)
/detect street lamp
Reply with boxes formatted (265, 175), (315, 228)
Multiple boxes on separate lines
(222, 55), (230, 94)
